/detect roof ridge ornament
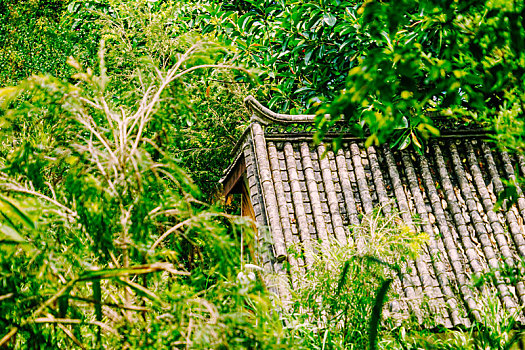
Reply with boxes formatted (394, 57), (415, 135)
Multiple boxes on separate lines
(244, 95), (316, 125)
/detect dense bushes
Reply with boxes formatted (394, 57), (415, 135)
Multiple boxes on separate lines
(0, 44), (285, 348)
(0, 0), (98, 86)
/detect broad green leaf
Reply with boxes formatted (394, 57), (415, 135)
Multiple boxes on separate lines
(304, 50), (314, 65)
(238, 12), (253, 31)
(0, 195), (35, 229)
(398, 135), (411, 150)
(323, 13), (337, 27)
(495, 183), (519, 211)
(0, 224), (25, 243)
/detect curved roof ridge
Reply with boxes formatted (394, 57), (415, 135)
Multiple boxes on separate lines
(244, 95), (316, 124)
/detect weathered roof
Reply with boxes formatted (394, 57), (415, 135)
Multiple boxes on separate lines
(222, 97), (525, 329)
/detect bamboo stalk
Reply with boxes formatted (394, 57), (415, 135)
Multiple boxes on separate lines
(151, 219), (192, 250)
(55, 322), (86, 349)
(0, 293), (14, 302)
(0, 328), (17, 348)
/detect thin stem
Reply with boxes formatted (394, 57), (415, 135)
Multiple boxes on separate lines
(151, 219), (192, 250)
(34, 315), (117, 334)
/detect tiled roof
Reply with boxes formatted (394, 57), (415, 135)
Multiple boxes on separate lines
(222, 97), (525, 329)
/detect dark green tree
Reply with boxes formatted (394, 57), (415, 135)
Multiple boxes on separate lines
(202, 0), (525, 152)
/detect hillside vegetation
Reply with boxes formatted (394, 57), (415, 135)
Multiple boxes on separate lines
(1, 0), (524, 348)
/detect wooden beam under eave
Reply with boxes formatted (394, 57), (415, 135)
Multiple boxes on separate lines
(222, 157), (246, 198)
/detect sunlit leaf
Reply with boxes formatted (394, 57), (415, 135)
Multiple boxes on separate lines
(0, 195), (35, 229)
(0, 224), (25, 243)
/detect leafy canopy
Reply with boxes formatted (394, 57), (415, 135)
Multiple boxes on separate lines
(203, 0), (525, 152)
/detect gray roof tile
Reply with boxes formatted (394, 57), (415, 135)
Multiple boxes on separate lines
(222, 97), (525, 328)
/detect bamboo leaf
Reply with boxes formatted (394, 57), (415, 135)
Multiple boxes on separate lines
(0, 223), (25, 243)
(115, 278), (162, 304)
(0, 195), (35, 229)
(368, 279), (392, 350)
(323, 13), (337, 27)
(336, 261), (350, 296)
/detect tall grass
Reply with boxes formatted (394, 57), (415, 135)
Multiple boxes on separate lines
(283, 206), (427, 349)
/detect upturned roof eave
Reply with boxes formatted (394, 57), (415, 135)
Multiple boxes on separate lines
(220, 96), (491, 184)
(220, 96), (318, 184)
(244, 95), (316, 124)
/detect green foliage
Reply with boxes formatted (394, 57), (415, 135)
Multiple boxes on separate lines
(202, 0), (366, 112)
(0, 0), (98, 87)
(198, 0), (443, 151)
(203, 0), (525, 154)
(1, 0), (252, 196)
(2, 0), (525, 348)
(90, 0), (254, 196)
(323, 0), (525, 151)
(397, 293), (523, 350)
(0, 43), (284, 348)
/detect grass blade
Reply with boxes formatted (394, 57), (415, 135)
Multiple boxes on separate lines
(93, 278), (102, 344)
(336, 260), (350, 296)
(0, 194), (35, 229)
(369, 278), (392, 350)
